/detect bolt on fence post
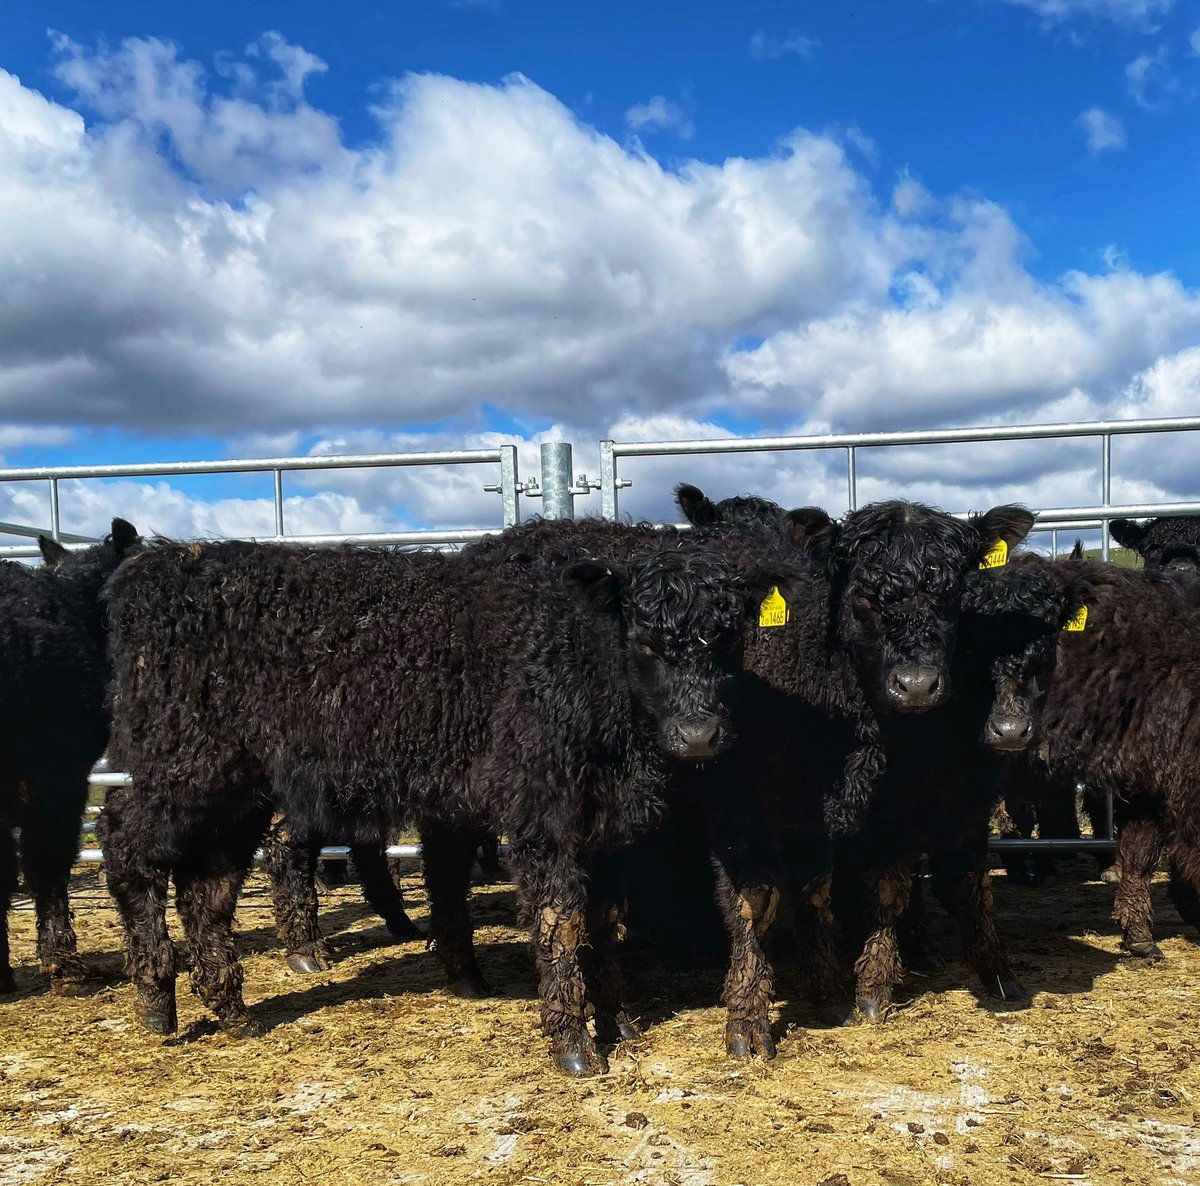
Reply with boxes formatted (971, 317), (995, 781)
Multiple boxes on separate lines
(540, 442), (576, 520)
(599, 440), (619, 520)
(499, 445), (521, 526)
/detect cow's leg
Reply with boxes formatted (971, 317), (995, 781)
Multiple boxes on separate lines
(350, 842), (423, 940)
(510, 847), (603, 1077)
(897, 872), (945, 973)
(1112, 807), (1165, 959)
(580, 860), (638, 1047)
(19, 774), (90, 991)
(932, 845), (1027, 1002)
(99, 793), (177, 1035)
(174, 814), (265, 1035)
(711, 857), (779, 1059)
(474, 830), (506, 884)
(423, 822), (490, 998)
(263, 815), (330, 974)
(853, 866), (912, 1022)
(0, 827), (17, 993)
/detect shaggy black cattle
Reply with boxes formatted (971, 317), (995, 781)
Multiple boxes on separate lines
(99, 534), (780, 1075)
(677, 488), (1035, 1032)
(0, 519), (140, 993)
(1111, 515), (1200, 572)
(978, 557), (1200, 959)
(473, 504), (879, 1058)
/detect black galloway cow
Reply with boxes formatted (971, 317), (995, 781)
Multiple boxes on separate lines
(0, 520), (140, 993)
(99, 535), (780, 1075)
(1111, 515), (1200, 572)
(676, 488), (1035, 1029)
(979, 556), (1200, 960)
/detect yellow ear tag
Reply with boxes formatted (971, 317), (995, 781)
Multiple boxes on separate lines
(979, 539), (1008, 570)
(1063, 605), (1088, 633)
(758, 586), (789, 628)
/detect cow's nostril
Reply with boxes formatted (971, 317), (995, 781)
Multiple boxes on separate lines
(887, 665), (944, 710)
(675, 718), (723, 758)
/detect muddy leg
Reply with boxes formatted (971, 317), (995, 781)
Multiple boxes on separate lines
(351, 842), (423, 940)
(174, 818), (264, 1036)
(474, 831), (506, 884)
(512, 850), (603, 1077)
(853, 868), (911, 1022)
(1112, 812), (1165, 959)
(0, 828), (17, 993)
(263, 816), (329, 974)
(19, 784), (90, 992)
(581, 867), (639, 1047)
(712, 859), (779, 1059)
(1167, 858), (1200, 933)
(99, 794), (177, 1035)
(423, 823), (490, 998)
(932, 849), (1026, 1002)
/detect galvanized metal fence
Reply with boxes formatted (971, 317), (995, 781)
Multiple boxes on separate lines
(9, 416), (1200, 866)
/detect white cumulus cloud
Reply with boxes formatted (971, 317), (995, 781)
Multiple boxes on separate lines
(1077, 107), (1126, 151)
(624, 94), (694, 138)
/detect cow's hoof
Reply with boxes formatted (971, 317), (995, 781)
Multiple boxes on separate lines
(1099, 866), (1119, 884)
(385, 916), (424, 941)
(554, 1047), (607, 1077)
(286, 952), (328, 975)
(136, 1002), (178, 1036)
(596, 1011), (641, 1045)
(992, 976), (1029, 1001)
(446, 974), (492, 999)
(222, 1016), (266, 1039)
(725, 1019), (776, 1060)
(855, 997), (888, 1023)
(49, 975), (92, 998)
(1125, 940), (1164, 961)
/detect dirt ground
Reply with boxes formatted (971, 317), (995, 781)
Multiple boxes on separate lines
(2, 859), (1198, 1186)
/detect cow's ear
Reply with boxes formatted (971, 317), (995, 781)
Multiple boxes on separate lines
(110, 518), (140, 557)
(37, 535), (70, 569)
(1109, 518), (1146, 552)
(785, 507), (839, 558)
(1069, 538), (1085, 560)
(562, 559), (626, 615)
(675, 483), (716, 529)
(974, 504), (1035, 550)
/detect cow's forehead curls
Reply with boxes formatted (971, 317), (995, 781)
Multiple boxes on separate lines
(625, 549), (744, 636)
(838, 500), (977, 562)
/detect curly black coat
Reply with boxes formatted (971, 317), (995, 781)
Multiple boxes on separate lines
(0, 519), (140, 992)
(1111, 515), (1200, 572)
(981, 556), (1200, 959)
(99, 531), (776, 1075)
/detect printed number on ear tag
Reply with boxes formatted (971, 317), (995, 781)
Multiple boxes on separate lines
(979, 539), (1008, 570)
(758, 586), (789, 628)
(1063, 605), (1088, 632)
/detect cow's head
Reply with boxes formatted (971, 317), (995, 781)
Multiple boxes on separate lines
(962, 557), (1068, 753)
(788, 500), (1035, 715)
(564, 546), (778, 760)
(38, 518), (141, 580)
(1111, 516), (1200, 573)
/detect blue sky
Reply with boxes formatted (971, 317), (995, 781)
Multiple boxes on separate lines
(1, 0), (1199, 537)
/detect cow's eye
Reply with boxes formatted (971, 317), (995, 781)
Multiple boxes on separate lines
(635, 641), (657, 657)
(851, 597), (874, 620)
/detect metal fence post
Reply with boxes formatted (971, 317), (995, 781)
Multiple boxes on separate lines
(846, 446), (857, 511)
(599, 440), (618, 520)
(1101, 433), (1112, 561)
(540, 442), (575, 520)
(273, 470), (285, 537)
(49, 478), (61, 541)
(499, 445), (521, 527)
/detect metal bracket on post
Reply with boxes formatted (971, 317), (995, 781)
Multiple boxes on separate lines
(597, 440), (632, 521)
(484, 445), (523, 526)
